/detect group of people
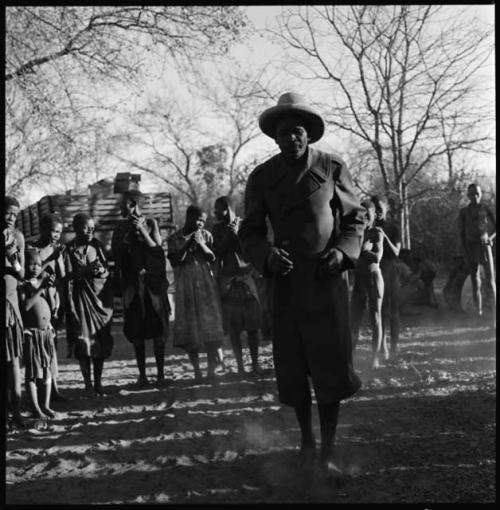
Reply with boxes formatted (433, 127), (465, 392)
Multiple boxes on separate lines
(4, 91), (496, 479)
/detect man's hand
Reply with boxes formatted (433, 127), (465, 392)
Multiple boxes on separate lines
(480, 233), (491, 246)
(318, 248), (345, 277)
(267, 247), (293, 275)
(193, 230), (206, 246)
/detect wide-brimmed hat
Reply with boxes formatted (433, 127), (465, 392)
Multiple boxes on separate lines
(259, 92), (325, 143)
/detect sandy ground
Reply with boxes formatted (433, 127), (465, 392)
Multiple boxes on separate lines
(5, 282), (496, 504)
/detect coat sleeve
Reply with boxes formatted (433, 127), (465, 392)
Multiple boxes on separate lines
(238, 166), (272, 275)
(331, 159), (365, 269)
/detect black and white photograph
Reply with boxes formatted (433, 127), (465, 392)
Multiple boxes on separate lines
(4, 4), (495, 505)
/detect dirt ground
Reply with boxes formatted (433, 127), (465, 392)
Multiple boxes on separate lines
(5, 281), (496, 504)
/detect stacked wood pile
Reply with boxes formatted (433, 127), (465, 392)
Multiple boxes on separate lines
(15, 174), (175, 254)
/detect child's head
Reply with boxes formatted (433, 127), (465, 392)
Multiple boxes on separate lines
(371, 195), (389, 222)
(4, 196), (20, 230)
(360, 200), (376, 228)
(214, 196), (232, 222)
(73, 213), (95, 243)
(40, 214), (63, 245)
(467, 183), (482, 205)
(120, 190), (145, 218)
(25, 249), (43, 278)
(185, 205), (206, 231)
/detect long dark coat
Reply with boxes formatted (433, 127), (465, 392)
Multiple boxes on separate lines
(239, 147), (365, 406)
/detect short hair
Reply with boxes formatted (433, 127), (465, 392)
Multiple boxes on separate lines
(122, 190), (145, 206)
(72, 213), (92, 231)
(25, 247), (42, 263)
(5, 196), (20, 209)
(186, 205), (205, 220)
(360, 199), (376, 213)
(371, 195), (388, 212)
(40, 213), (63, 232)
(467, 183), (480, 192)
(215, 196), (234, 210)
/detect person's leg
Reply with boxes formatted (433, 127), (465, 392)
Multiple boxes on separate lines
(8, 359), (25, 427)
(92, 357), (105, 394)
(469, 262), (482, 316)
(132, 339), (150, 386)
(188, 350), (203, 381)
(78, 356), (93, 392)
(40, 369), (55, 418)
(318, 401), (341, 471)
(483, 248), (496, 319)
(247, 329), (263, 374)
(27, 378), (48, 420)
(294, 387), (315, 452)
(153, 336), (166, 385)
(350, 281), (366, 349)
(370, 297), (384, 369)
(229, 329), (244, 374)
(389, 266), (401, 357)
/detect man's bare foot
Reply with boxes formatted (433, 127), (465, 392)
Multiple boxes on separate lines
(34, 410), (49, 420)
(155, 377), (173, 388)
(299, 438), (317, 467)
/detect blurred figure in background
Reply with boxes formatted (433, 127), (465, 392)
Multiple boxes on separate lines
(4, 196), (26, 429)
(350, 199), (386, 369)
(168, 205), (226, 382)
(29, 213), (67, 403)
(372, 196), (401, 360)
(458, 183), (496, 324)
(212, 196), (263, 376)
(64, 213), (114, 396)
(112, 190), (171, 388)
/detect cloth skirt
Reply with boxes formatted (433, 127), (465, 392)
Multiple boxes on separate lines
(24, 327), (56, 380)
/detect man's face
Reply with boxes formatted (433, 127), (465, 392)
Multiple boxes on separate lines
(275, 116), (309, 161)
(467, 185), (481, 205)
(4, 205), (19, 230)
(364, 207), (375, 228)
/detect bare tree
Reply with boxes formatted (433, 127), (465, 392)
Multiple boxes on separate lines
(273, 5), (494, 247)
(5, 6), (248, 200)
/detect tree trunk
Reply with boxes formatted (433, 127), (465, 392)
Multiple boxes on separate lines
(398, 179), (411, 249)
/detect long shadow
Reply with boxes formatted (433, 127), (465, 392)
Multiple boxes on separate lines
(6, 389), (495, 504)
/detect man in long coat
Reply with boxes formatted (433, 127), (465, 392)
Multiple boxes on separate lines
(239, 92), (365, 477)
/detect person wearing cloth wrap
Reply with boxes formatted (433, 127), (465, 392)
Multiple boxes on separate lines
(64, 213), (114, 396)
(111, 190), (171, 388)
(239, 92), (364, 478)
(4, 196), (26, 428)
(458, 183), (496, 325)
(212, 196), (263, 376)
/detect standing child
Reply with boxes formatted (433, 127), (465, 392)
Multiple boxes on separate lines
(4, 196), (26, 428)
(168, 205), (226, 381)
(111, 190), (171, 388)
(64, 213), (114, 396)
(372, 196), (402, 360)
(350, 200), (386, 368)
(28, 213), (67, 402)
(18, 249), (57, 420)
(212, 196), (263, 376)
(458, 183), (496, 324)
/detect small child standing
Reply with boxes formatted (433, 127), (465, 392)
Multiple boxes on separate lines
(168, 205), (226, 382)
(18, 249), (57, 420)
(350, 200), (386, 368)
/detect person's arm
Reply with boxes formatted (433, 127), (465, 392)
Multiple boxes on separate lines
(486, 206), (496, 242)
(381, 225), (401, 258)
(20, 277), (54, 312)
(361, 230), (384, 264)
(239, 166), (275, 274)
(319, 158), (365, 275)
(194, 230), (216, 262)
(167, 233), (195, 267)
